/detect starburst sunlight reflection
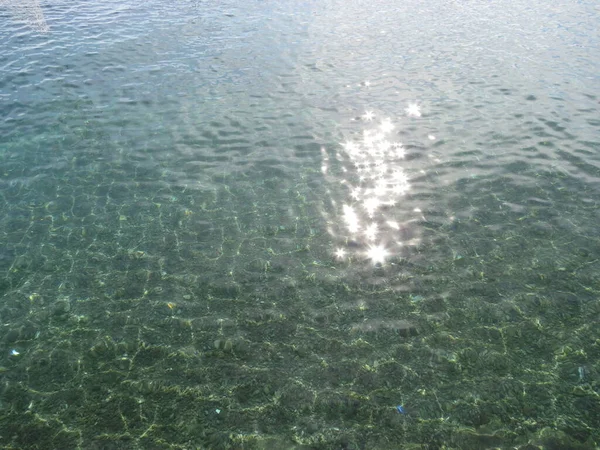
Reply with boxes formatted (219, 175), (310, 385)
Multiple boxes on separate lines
(324, 104), (424, 266)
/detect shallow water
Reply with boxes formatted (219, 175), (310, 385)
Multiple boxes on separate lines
(1, 1), (599, 448)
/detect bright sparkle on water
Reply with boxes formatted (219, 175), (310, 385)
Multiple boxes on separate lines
(405, 103), (421, 117)
(327, 104), (423, 265)
(366, 244), (389, 265)
(334, 248), (347, 260)
(362, 110), (375, 122)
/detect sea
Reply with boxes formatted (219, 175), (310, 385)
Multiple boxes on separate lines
(1, 1), (599, 448)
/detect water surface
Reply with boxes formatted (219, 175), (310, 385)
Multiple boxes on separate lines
(1, 0), (599, 448)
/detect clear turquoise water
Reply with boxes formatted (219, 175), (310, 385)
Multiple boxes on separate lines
(1, 1), (599, 448)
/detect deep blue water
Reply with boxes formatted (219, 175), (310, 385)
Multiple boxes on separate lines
(1, 1), (600, 448)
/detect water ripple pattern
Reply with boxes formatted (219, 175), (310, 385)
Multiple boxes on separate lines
(0, 0), (600, 448)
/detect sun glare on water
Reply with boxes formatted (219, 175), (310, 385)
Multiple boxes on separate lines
(326, 103), (425, 266)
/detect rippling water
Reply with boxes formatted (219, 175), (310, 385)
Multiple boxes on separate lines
(1, 1), (599, 448)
